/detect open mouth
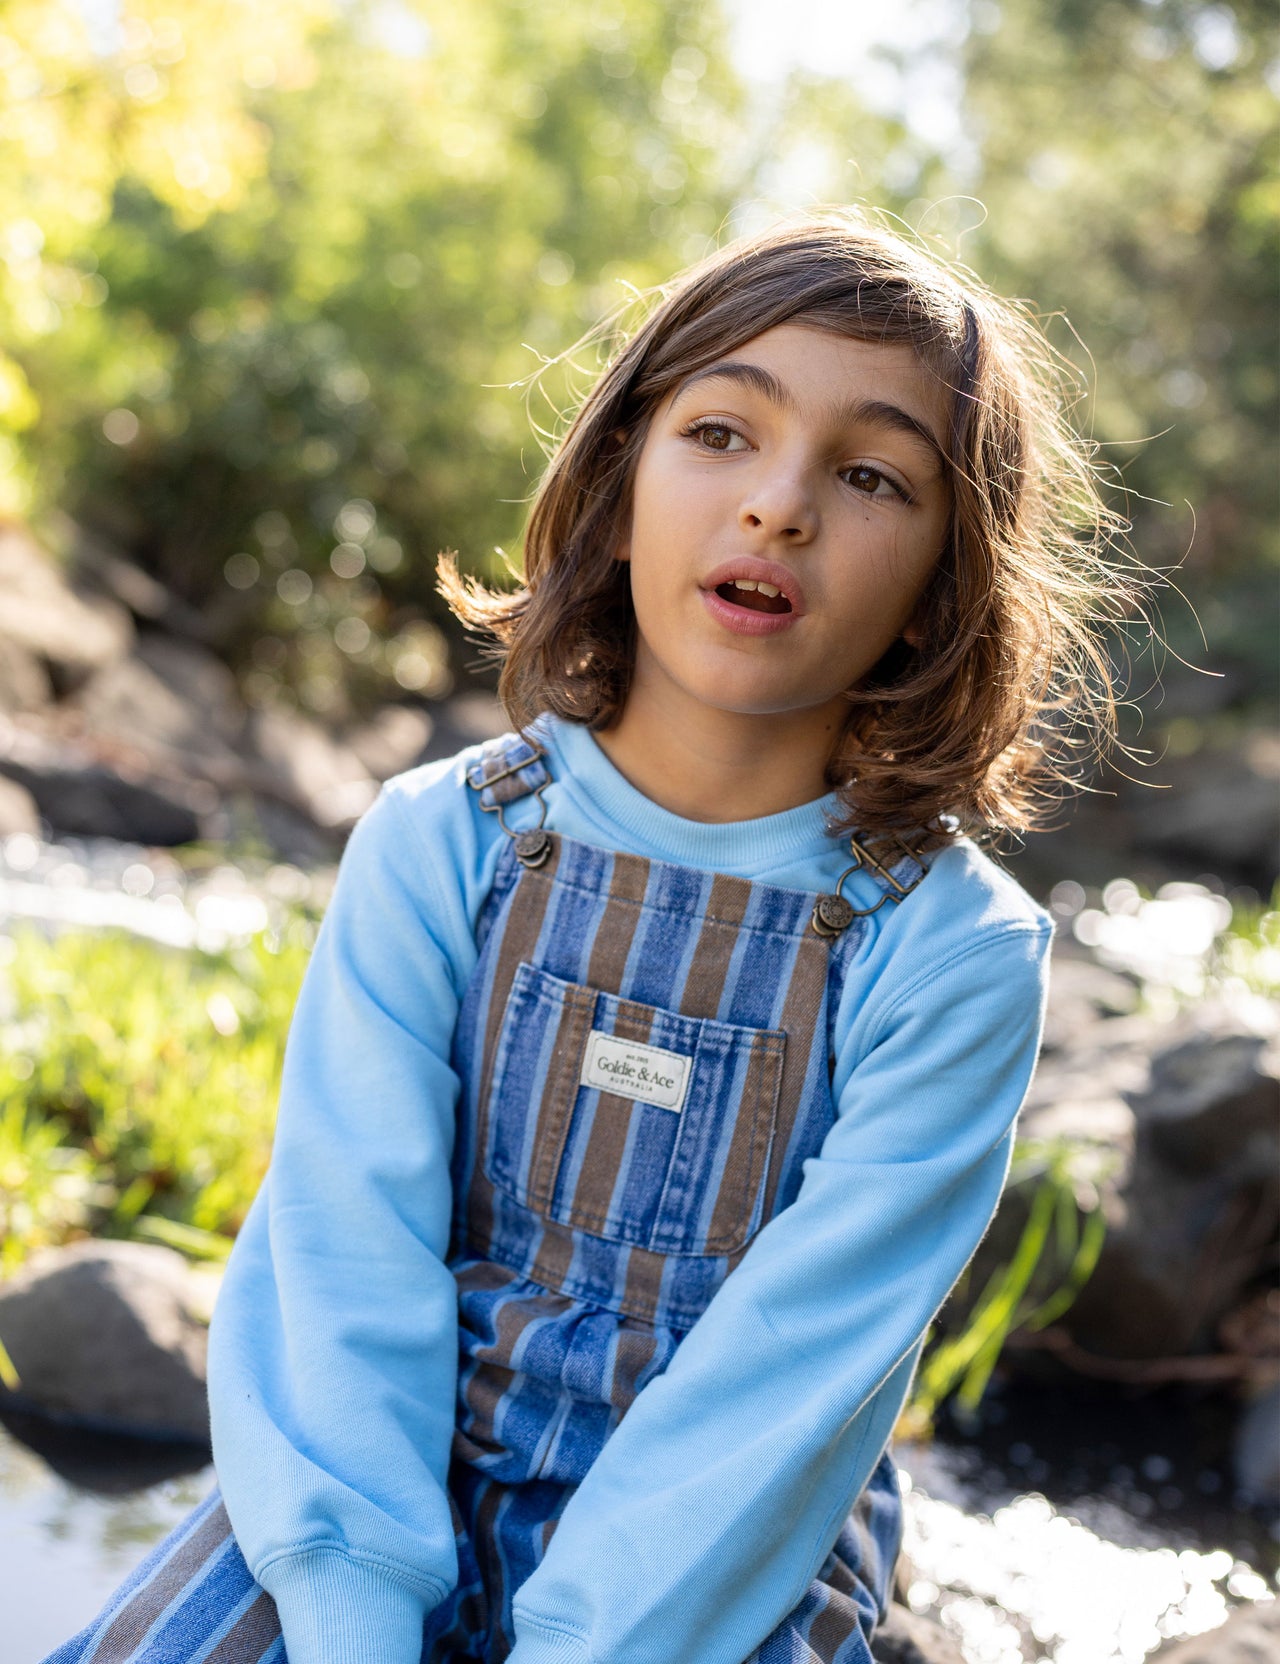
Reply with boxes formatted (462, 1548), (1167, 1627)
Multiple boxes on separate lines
(714, 578), (793, 616)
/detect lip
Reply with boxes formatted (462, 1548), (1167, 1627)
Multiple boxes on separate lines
(699, 557), (806, 637)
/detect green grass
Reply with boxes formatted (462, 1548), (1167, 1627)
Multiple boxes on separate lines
(0, 918), (313, 1274)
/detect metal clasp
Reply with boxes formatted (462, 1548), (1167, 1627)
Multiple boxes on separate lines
(465, 736), (554, 866)
(810, 832), (927, 937)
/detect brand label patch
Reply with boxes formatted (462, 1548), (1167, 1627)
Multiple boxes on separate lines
(580, 1030), (692, 1113)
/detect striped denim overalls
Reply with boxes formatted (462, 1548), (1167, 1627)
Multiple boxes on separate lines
(46, 734), (925, 1664)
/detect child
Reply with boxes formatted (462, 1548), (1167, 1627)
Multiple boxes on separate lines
(49, 215), (1124, 1664)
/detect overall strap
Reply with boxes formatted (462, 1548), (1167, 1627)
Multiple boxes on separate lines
(465, 732), (553, 868)
(810, 833), (930, 938)
(463, 731), (931, 931)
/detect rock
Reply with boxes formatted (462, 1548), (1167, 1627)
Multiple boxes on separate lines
(0, 635), (53, 714)
(0, 756), (202, 845)
(957, 975), (1280, 1368)
(1150, 1596), (1280, 1662)
(0, 772), (40, 836)
(248, 704), (378, 829)
(872, 1603), (966, 1663)
(0, 1240), (215, 1442)
(1131, 1007), (1280, 1187)
(68, 525), (215, 645)
(344, 704), (434, 781)
(74, 634), (249, 772)
(1127, 732), (1280, 880)
(0, 521), (133, 693)
(1036, 947), (1140, 1055)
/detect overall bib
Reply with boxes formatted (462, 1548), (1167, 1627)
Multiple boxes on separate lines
(46, 735), (922, 1664)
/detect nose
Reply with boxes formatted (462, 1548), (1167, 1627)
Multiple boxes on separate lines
(738, 456), (818, 543)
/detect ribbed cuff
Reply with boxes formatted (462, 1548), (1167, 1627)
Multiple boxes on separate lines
(259, 1546), (441, 1664)
(507, 1609), (593, 1662)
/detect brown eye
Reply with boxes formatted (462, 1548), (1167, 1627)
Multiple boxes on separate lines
(695, 423), (736, 450)
(849, 466), (885, 493)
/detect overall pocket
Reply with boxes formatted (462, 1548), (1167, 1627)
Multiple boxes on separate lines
(484, 961), (786, 1257)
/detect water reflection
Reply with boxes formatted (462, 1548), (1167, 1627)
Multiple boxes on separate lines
(1, 1415), (213, 1662)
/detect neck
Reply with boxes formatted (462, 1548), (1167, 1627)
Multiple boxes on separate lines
(595, 684), (846, 824)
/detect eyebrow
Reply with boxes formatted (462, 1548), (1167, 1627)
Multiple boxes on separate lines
(675, 361), (947, 473)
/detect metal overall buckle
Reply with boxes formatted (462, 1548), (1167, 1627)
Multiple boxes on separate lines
(466, 737), (553, 868)
(810, 833), (927, 938)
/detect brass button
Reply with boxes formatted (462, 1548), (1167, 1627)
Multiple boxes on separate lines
(514, 829), (552, 869)
(811, 893), (854, 937)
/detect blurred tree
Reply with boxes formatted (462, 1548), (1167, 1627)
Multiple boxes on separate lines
(958, 0), (1279, 712)
(0, 0), (327, 513)
(6, 0), (743, 719)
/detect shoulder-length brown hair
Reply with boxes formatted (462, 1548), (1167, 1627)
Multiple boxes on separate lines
(440, 213), (1135, 844)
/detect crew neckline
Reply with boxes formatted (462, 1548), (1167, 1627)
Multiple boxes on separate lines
(541, 716), (843, 871)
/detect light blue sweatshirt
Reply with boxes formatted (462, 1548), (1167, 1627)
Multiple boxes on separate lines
(207, 715), (1053, 1664)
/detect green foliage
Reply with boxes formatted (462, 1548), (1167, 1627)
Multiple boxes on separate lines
(0, 1096), (97, 1274)
(956, 0), (1279, 701)
(8, 0), (743, 720)
(905, 1137), (1112, 1437)
(1211, 887), (1280, 1000)
(0, 919), (310, 1268)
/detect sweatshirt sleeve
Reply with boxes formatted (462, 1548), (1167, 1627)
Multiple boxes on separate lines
(505, 914), (1053, 1664)
(207, 782), (478, 1664)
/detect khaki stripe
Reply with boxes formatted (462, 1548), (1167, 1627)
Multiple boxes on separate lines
(760, 932), (832, 1222)
(203, 1589), (281, 1663)
(618, 1241), (667, 1323)
(565, 1002), (654, 1233)
(680, 876), (752, 1019)
(89, 1500), (233, 1662)
(806, 1593), (861, 1658)
(459, 1357), (515, 1458)
(585, 855), (648, 992)
(526, 984), (596, 1208)
(605, 851), (652, 911)
(610, 1325), (659, 1413)
(466, 847), (559, 1254)
(453, 1258), (519, 1299)
(528, 1214), (577, 1295)
(703, 1033), (786, 1253)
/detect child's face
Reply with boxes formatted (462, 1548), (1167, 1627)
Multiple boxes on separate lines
(617, 323), (951, 735)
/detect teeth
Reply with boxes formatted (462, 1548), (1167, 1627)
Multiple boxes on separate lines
(756, 581), (781, 598)
(731, 578), (759, 592)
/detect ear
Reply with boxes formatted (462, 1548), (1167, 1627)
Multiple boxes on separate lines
(614, 530), (631, 564)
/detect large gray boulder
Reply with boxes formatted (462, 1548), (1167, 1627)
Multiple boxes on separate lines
(0, 1240), (218, 1443)
(957, 947), (1279, 1378)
